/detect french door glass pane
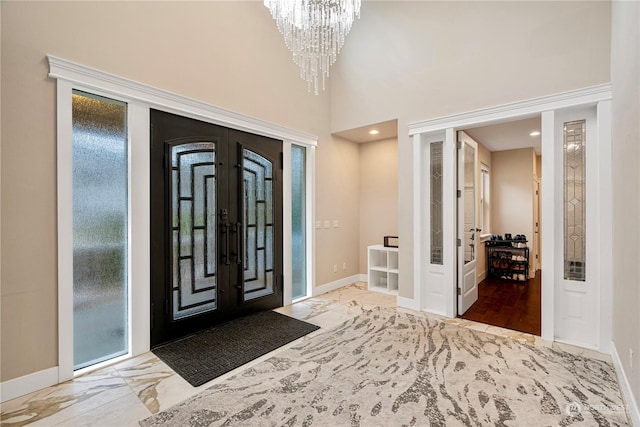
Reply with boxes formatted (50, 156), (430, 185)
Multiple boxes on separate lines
(463, 142), (476, 264)
(72, 91), (128, 369)
(243, 149), (275, 300)
(291, 145), (307, 299)
(563, 120), (586, 281)
(171, 143), (218, 320)
(430, 142), (443, 265)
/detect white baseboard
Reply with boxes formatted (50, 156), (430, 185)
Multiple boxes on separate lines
(357, 273), (368, 283)
(611, 341), (640, 426)
(312, 274), (362, 297)
(397, 296), (421, 311)
(1, 366), (59, 403)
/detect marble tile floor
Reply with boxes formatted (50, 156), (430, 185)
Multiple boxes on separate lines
(1, 282), (614, 426)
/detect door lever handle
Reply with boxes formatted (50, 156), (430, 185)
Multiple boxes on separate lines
(234, 222), (242, 265)
(222, 222), (230, 265)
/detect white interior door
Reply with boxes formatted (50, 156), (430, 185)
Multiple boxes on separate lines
(457, 131), (479, 314)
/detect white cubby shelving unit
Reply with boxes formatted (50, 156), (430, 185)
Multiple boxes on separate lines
(367, 244), (399, 295)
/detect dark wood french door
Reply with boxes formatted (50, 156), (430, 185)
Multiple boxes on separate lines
(150, 110), (283, 347)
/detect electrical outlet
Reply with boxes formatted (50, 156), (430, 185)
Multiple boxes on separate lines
(342, 262), (347, 270)
(630, 349), (634, 369)
(324, 220), (331, 229)
(315, 221), (322, 229)
(333, 264), (338, 273)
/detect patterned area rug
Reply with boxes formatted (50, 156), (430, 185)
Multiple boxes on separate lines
(140, 308), (629, 426)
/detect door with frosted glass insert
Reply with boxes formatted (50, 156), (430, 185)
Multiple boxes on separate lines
(457, 131), (479, 315)
(150, 110), (282, 346)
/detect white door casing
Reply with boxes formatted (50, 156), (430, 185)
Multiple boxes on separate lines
(407, 84), (612, 351)
(457, 131), (479, 315)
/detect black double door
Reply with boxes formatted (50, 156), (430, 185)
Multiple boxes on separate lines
(150, 110), (283, 347)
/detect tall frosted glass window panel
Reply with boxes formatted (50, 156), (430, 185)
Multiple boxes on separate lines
(564, 120), (586, 281)
(463, 141), (476, 263)
(291, 145), (307, 299)
(480, 164), (490, 234)
(72, 91), (128, 370)
(430, 142), (443, 265)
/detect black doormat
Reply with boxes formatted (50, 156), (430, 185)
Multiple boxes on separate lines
(152, 311), (320, 387)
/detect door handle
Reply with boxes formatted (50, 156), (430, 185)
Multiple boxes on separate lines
(233, 222), (242, 265)
(221, 222), (230, 265)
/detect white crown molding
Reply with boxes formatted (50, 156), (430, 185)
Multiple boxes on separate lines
(408, 83), (612, 135)
(47, 55), (318, 146)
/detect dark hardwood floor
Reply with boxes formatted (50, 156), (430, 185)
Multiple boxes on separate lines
(460, 272), (541, 335)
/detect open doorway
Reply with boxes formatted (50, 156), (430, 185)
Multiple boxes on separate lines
(457, 116), (542, 336)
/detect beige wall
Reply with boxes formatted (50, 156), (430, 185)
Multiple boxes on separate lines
(315, 136), (361, 284)
(331, 1), (611, 299)
(358, 138), (398, 273)
(0, 2), (361, 382)
(491, 149), (536, 273)
(611, 0), (640, 410)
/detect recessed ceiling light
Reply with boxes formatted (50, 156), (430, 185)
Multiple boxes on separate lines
(369, 129), (379, 135)
(529, 131), (541, 136)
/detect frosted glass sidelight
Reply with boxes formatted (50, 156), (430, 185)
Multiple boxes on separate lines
(291, 145), (307, 299)
(72, 91), (128, 370)
(430, 142), (444, 265)
(463, 142), (476, 264)
(170, 143), (217, 320)
(564, 120), (586, 281)
(243, 149), (275, 300)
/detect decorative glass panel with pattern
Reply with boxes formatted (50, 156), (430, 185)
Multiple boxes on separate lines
(171, 143), (217, 320)
(564, 120), (586, 281)
(243, 149), (275, 300)
(430, 142), (444, 265)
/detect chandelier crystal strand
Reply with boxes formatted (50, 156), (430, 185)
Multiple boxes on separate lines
(264, 0), (361, 95)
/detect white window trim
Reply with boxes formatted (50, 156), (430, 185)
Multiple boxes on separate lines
(50, 55), (317, 382)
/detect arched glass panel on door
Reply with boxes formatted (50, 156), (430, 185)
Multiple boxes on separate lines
(243, 149), (274, 300)
(171, 142), (217, 320)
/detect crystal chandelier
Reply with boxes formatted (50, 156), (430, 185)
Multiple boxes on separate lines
(264, 0), (361, 95)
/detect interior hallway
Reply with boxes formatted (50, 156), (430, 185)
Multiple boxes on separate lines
(461, 273), (541, 335)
